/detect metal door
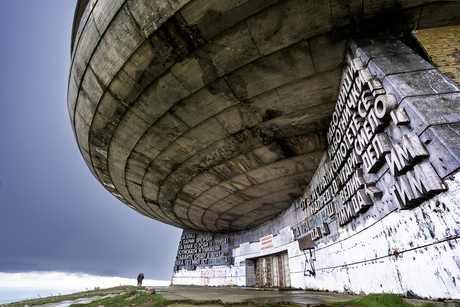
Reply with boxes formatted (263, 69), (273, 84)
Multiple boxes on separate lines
(254, 252), (290, 287)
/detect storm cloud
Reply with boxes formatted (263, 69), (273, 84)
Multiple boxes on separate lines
(0, 0), (182, 287)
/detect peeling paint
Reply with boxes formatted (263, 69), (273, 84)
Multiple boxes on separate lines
(173, 168), (460, 299)
(94, 147), (108, 158)
(103, 182), (115, 189)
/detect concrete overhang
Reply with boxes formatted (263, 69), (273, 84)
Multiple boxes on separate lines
(71, 0), (90, 53)
(68, 0), (460, 232)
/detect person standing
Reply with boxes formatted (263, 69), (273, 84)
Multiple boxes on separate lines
(137, 273), (144, 287)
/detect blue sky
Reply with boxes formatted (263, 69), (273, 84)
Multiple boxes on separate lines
(0, 1), (182, 300)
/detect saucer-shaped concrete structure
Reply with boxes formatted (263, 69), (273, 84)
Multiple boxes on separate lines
(68, 0), (460, 233)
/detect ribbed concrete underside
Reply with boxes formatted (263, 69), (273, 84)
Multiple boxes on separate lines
(68, 0), (460, 232)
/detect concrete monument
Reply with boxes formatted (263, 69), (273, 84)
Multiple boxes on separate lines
(69, 0), (460, 299)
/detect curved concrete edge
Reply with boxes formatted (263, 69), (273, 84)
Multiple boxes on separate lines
(71, 0), (91, 53)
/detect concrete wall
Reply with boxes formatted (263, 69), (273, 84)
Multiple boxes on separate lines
(172, 33), (460, 299)
(69, 0), (460, 299)
(288, 173), (460, 298)
(173, 175), (460, 297)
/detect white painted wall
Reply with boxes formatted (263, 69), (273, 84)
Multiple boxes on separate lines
(287, 171), (460, 298)
(172, 172), (460, 298)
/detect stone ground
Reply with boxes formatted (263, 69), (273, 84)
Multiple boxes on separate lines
(156, 286), (353, 305)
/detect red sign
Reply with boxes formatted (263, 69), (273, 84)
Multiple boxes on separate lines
(260, 234), (274, 251)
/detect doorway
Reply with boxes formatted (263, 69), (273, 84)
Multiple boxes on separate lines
(253, 252), (291, 287)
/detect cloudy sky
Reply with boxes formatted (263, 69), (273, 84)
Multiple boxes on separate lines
(0, 1), (182, 302)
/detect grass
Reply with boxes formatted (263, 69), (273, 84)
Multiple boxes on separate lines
(6, 286), (143, 307)
(324, 293), (433, 307)
(69, 293), (168, 307)
(277, 287), (298, 291)
(248, 301), (297, 307)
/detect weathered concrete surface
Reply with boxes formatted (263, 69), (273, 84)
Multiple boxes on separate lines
(156, 285), (355, 305)
(172, 171), (460, 298)
(171, 33), (460, 300)
(69, 0), (460, 232)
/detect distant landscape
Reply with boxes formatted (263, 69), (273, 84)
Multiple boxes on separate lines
(0, 272), (170, 305)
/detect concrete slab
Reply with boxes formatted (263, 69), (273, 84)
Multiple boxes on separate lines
(154, 286), (355, 305)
